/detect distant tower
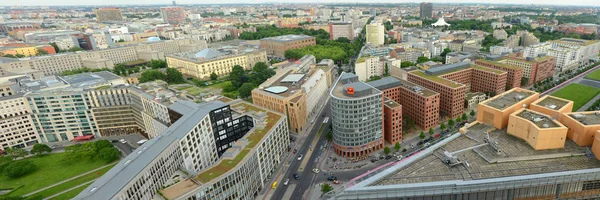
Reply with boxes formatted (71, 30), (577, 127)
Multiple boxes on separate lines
(420, 2), (433, 19)
(341, 13), (345, 22)
(172, 1), (176, 6)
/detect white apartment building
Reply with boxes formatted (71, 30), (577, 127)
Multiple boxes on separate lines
(523, 42), (552, 59)
(366, 23), (385, 46)
(303, 69), (329, 119)
(490, 46), (513, 55)
(0, 94), (37, 150)
(355, 56), (382, 81)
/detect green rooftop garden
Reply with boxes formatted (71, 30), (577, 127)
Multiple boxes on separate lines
(478, 59), (520, 69)
(471, 65), (507, 74)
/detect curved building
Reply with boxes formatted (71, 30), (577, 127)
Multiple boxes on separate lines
(330, 72), (384, 157)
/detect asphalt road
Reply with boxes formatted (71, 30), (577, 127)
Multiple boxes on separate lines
(271, 103), (332, 200)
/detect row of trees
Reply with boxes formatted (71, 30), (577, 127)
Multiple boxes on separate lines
(139, 68), (185, 84)
(225, 62), (276, 98)
(285, 45), (348, 63)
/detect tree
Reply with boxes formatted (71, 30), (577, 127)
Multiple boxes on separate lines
(251, 62), (275, 85)
(321, 183), (333, 193)
(0, 156), (13, 173)
(470, 110), (476, 117)
(440, 122), (446, 130)
(98, 147), (121, 163)
(401, 61), (415, 68)
(325, 131), (333, 141)
(166, 68), (185, 84)
(5, 148), (28, 159)
(230, 65), (248, 88)
(30, 144), (52, 156)
(456, 116), (462, 123)
(383, 21), (393, 31)
(419, 131), (426, 140)
(112, 64), (127, 76)
(369, 75), (382, 81)
(139, 70), (167, 83)
(4, 160), (37, 178)
(440, 48), (452, 57)
(148, 59), (167, 69)
(462, 113), (468, 121)
(384, 146), (391, 155)
(384, 63), (389, 76)
(335, 37), (351, 43)
(448, 119), (455, 128)
(49, 42), (60, 53)
(210, 72), (218, 81)
(36, 49), (49, 56)
(417, 56), (430, 64)
(394, 142), (401, 151)
(117, 39), (125, 42)
(238, 82), (255, 98)
(428, 128), (434, 135)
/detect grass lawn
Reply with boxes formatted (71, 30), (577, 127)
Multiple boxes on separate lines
(29, 163), (116, 198)
(585, 68), (600, 81)
(0, 153), (108, 197)
(48, 183), (92, 200)
(551, 83), (600, 111)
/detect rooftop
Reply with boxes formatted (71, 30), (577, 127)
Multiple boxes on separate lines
(568, 112), (600, 126)
(331, 72), (382, 99)
(374, 123), (599, 186)
(169, 47), (263, 63)
(471, 65), (507, 75)
(384, 98), (401, 108)
(366, 77), (438, 97)
(479, 59), (520, 69)
(257, 68), (312, 98)
(515, 109), (560, 128)
(535, 96), (571, 111)
(485, 89), (536, 110)
(410, 70), (463, 88)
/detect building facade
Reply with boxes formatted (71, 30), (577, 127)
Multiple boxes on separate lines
(259, 34), (316, 59)
(166, 48), (267, 79)
(366, 23), (385, 46)
(160, 7), (187, 25)
(95, 8), (123, 22)
(329, 22), (354, 40)
(354, 56), (382, 82)
(420, 2), (433, 19)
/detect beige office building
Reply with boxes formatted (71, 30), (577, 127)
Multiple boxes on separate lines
(167, 48), (267, 79)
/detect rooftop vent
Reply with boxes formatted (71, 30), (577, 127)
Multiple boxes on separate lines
(543, 124), (549, 128)
(515, 95), (524, 100)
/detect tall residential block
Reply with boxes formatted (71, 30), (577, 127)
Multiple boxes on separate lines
(354, 56), (382, 81)
(330, 73), (384, 157)
(259, 34), (316, 59)
(95, 8), (123, 22)
(160, 7), (187, 25)
(420, 2), (433, 19)
(366, 23), (385, 46)
(0, 80), (37, 150)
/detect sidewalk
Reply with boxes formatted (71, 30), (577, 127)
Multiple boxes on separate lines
(42, 179), (96, 200)
(23, 163), (115, 197)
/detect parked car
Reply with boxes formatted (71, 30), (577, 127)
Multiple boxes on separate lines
(370, 158), (377, 163)
(385, 155), (393, 160)
(434, 133), (441, 138)
(111, 140), (119, 143)
(327, 176), (338, 181)
(424, 142), (431, 147)
(397, 155), (403, 161)
(137, 139), (148, 145)
(119, 139), (127, 144)
(284, 179), (290, 186)
(333, 180), (341, 184)
(312, 168), (320, 173)
(293, 173), (300, 180)
(297, 154), (303, 160)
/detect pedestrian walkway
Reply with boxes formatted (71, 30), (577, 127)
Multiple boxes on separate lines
(42, 179), (96, 200)
(578, 92), (600, 111)
(23, 163), (115, 197)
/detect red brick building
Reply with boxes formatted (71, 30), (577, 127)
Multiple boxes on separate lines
(383, 98), (403, 144)
(505, 55), (556, 85)
(475, 59), (523, 90)
(259, 34), (316, 59)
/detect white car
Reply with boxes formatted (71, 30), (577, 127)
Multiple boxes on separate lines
(297, 154), (303, 161)
(283, 179), (290, 186)
(119, 139), (127, 144)
(137, 139), (148, 145)
(312, 168), (320, 173)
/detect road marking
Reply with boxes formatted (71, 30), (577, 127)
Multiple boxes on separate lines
(283, 184), (297, 200)
(298, 123), (325, 172)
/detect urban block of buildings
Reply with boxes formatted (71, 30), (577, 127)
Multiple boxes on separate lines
(332, 88), (600, 200)
(94, 8), (123, 23)
(75, 100), (289, 200)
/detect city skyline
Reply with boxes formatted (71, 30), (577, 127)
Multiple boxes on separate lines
(2, 0), (600, 6)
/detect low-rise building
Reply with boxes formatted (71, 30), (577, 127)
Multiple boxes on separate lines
(259, 34), (316, 59)
(477, 88), (539, 129)
(167, 47), (267, 79)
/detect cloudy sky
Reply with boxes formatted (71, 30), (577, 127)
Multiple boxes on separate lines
(1, 0), (600, 6)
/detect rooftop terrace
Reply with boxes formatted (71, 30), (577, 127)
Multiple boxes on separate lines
(374, 123), (598, 186)
(471, 65), (508, 75)
(535, 96), (571, 111)
(485, 89), (535, 110)
(568, 112), (600, 126)
(515, 109), (560, 128)
(410, 70), (463, 88)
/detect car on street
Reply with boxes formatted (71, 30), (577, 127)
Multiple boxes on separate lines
(312, 168), (320, 173)
(284, 179), (290, 186)
(333, 180), (340, 184)
(424, 142), (431, 147)
(327, 176), (338, 181)
(119, 139), (127, 144)
(111, 140), (119, 143)
(385, 155), (393, 160)
(137, 139), (148, 145)
(293, 149), (297, 154)
(297, 154), (303, 160)
(397, 155), (403, 161)
(293, 173), (300, 180)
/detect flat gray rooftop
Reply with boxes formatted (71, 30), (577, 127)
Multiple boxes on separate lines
(486, 90), (535, 110)
(374, 123), (599, 186)
(424, 62), (470, 76)
(537, 96), (570, 111)
(516, 109), (560, 128)
(568, 112), (600, 126)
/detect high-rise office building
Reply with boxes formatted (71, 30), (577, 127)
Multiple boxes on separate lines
(420, 2), (433, 19)
(94, 8), (124, 22)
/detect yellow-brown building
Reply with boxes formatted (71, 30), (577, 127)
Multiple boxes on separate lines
(507, 108), (568, 150)
(166, 48), (267, 79)
(560, 111), (600, 147)
(530, 95), (574, 121)
(477, 88), (539, 129)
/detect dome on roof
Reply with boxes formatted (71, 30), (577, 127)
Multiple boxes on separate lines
(147, 37), (161, 42)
